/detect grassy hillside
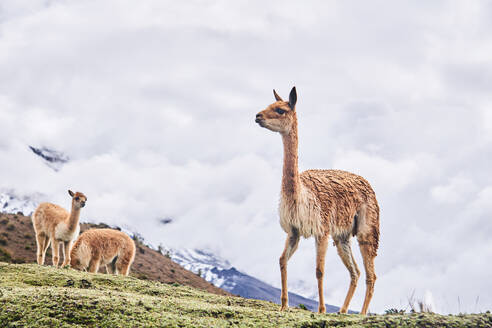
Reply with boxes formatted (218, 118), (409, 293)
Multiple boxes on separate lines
(1, 263), (490, 327)
(0, 212), (228, 296)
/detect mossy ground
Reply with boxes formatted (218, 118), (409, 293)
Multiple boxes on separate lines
(0, 263), (490, 327)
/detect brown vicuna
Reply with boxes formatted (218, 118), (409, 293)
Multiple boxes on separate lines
(255, 87), (380, 314)
(70, 228), (136, 276)
(32, 190), (87, 267)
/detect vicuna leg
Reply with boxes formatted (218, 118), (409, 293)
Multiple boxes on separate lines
(105, 265), (113, 274)
(335, 238), (360, 314)
(35, 233), (49, 265)
(279, 229), (300, 311)
(88, 254), (101, 273)
(61, 241), (72, 267)
(106, 257), (117, 275)
(116, 256), (132, 276)
(359, 242), (377, 315)
(315, 234), (329, 313)
(51, 239), (60, 267)
(42, 236), (50, 263)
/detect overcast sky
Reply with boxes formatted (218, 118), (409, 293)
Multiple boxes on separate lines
(1, 0), (492, 314)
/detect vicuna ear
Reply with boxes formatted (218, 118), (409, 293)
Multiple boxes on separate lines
(273, 89), (283, 102)
(68, 190), (74, 197)
(288, 87), (297, 110)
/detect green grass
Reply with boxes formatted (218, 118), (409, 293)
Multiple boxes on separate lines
(0, 262), (490, 327)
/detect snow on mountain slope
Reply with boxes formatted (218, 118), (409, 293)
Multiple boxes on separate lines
(28, 146), (68, 172)
(0, 146), (68, 214)
(168, 248), (233, 289)
(0, 189), (40, 216)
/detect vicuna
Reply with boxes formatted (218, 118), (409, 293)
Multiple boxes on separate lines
(32, 190), (87, 267)
(70, 228), (136, 276)
(255, 87), (380, 314)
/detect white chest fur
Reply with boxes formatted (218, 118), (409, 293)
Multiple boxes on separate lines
(279, 184), (324, 238)
(54, 222), (80, 241)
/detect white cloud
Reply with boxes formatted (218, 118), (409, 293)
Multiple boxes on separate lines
(431, 176), (478, 204)
(333, 150), (437, 193)
(467, 186), (492, 216)
(482, 105), (492, 144)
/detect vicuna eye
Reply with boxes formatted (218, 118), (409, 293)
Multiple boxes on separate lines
(275, 108), (286, 115)
(75, 197), (79, 201)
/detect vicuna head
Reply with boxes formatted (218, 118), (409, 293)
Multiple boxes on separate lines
(70, 244), (86, 270)
(70, 254), (83, 270)
(255, 87), (297, 134)
(68, 190), (87, 209)
(70, 237), (89, 270)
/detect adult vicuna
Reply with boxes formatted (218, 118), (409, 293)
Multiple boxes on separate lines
(32, 190), (87, 267)
(255, 87), (380, 314)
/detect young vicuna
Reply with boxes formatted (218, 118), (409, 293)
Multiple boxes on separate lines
(70, 229), (136, 276)
(32, 190), (87, 267)
(255, 87), (380, 314)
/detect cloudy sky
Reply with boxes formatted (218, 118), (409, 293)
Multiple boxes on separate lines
(1, 0), (492, 314)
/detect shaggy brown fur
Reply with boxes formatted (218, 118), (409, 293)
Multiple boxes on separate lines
(70, 228), (136, 276)
(32, 190), (87, 267)
(255, 87), (380, 314)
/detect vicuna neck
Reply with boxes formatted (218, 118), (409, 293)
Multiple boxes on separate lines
(281, 116), (300, 201)
(67, 203), (81, 232)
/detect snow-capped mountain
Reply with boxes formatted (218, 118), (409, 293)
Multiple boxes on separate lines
(168, 248), (233, 287)
(29, 146), (69, 171)
(0, 189), (40, 216)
